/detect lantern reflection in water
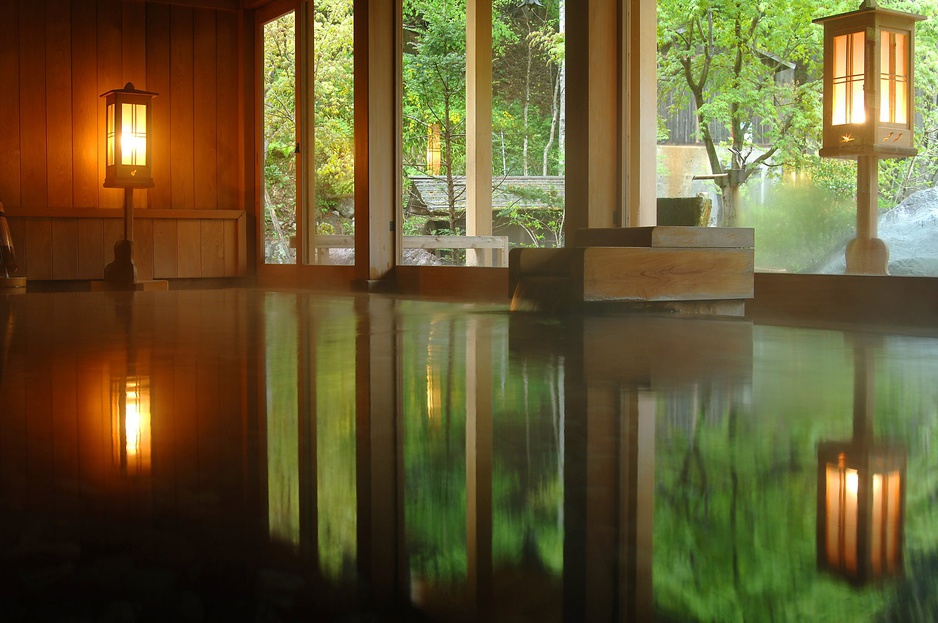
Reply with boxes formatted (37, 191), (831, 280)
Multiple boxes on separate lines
(818, 442), (906, 585)
(112, 375), (152, 475)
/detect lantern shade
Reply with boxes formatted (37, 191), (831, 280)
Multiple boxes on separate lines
(814, 2), (924, 159)
(817, 441), (906, 584)
(101, 83), (157, 188)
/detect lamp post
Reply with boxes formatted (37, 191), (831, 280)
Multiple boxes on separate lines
(817, 340), (907, 585)
(814, 0), (924, 274)
(100, 83), (157, 289)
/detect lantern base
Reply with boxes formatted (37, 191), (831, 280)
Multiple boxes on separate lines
(0, 276), (27, 291)
(846, 238), (889, 275)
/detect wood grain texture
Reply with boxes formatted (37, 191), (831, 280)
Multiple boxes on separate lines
(46, 0), (73, 209)
(51, 218), (80, 279)
(177, 219), (202, 276)
(0, 1), (21, 208)
(574, 227), (755, 249)
(216, 10), (239, 211)
(201, 219), (225, 276)
(170, 6), (195, 210)
(224, 218), (237, 276)
(153, 219), (178, 278)
(194, 8), (218, 210)
(581, 247), (755, 302)
(72, 0), (99, 208)
(26, 218), (54, 279)
(77, 219), (105, 279)
(7, 217), (28, 276)
(97, 0), (124, 210)
(135, 218), (154, 280)
(146, 2), (172, 210)
(20, 0), (48, 210)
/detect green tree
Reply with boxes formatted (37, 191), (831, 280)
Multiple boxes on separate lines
(658, 0), (842, 226)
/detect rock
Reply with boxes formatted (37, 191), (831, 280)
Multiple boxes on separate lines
(818, 186), (938, 276)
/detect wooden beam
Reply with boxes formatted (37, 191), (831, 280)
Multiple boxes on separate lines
(466, 0), (493, 267)
(623, 0), (657, 227)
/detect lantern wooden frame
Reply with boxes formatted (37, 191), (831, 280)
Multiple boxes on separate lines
(817, 441), (906, 585)
(101, 82), (157, 189)
(814, 1), (924, 160)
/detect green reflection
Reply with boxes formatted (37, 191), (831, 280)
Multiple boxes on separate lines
(316, 300), (357, 580)
(265, 292), (301, 548)
(653, 327), (938, 622)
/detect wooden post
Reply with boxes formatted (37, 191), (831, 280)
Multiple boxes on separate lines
(466, 0), (493, 267)
(353, 0), (400, 286)
(846, 155), (889, 274)
(565, 0), (620, 237)
(622, 0), (658, 227)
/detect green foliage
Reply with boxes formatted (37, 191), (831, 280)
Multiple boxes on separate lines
(742, 177), (856, 272)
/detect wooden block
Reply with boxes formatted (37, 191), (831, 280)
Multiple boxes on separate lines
(581, 247), (754, 302)
(574, 226), (754, 249)
(508, 247), (578, 298)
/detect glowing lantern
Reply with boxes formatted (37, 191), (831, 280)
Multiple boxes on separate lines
(814, 1), (924, 159)
(102, 83), (157, 188)
(817, 441), (906, 585)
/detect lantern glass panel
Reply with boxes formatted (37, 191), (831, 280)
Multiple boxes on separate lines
(832, 31), (866, 125)
(871, 470), (902, 575)
(106, 103), (116, 166)
(880, 31), (909, 124)
(120, 103), (148, 166)
(826, 463), (859, 573)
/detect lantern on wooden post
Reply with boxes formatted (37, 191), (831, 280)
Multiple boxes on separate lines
(813, 1), (924, 274)
(100, 83), (157, 289)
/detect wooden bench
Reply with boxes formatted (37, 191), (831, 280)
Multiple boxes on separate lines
(311, 234), (510, 267)
(509, 226), (754, 316)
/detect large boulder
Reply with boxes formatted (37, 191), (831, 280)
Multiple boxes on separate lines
(819, 187), (938, 276)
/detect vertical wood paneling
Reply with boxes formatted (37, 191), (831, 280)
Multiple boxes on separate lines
(177, 219), (202, 277)
(72, 1), (99, 208)
(153, 220), (178, 278)
(224, 218), (237, 276)
(171, 7), (195, 210)
(136, 218), (154, 281)
(77, 219), (105, 279)
(6, 2), (247, 283)
(19, 0), (48, 210)
(103, 217), (123, 267)
(194, 9), (218, 211)
(8, 218), (27, 276)
(46, 0), (73, 209)
(122, 0), (148, 210)
(51, 218), (79, 279)
(0, 1), (21, 208)
(216, 11), (239, 211)
(97, 0), (123, 210)
(201, 220), (225, 277)
(146, 3), (172, 210)
(26, 219), (53, 279)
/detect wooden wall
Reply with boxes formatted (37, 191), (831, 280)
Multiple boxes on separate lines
(0, 0), (248, 281)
